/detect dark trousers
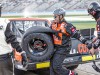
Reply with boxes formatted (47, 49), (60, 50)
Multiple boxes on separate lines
(0, 55), (13, 75)
(50, 47), (70, 75)
(14, 67), (38, 75)
(14, 68), (25, 75)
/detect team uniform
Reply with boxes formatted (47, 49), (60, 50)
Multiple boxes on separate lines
(50, 9), (91, 75)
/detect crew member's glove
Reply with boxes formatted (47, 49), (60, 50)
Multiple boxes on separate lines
(86, 42), (97, 55)
(89, 47), (95, 55)
(20, 51), (28, 67)
(86, 42), (92, 50)
(89, 39), (100, 55)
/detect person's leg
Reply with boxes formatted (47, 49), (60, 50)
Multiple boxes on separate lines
(14, 67), (39, 75)
(14, 67), (26, 75)
(50, 58), (56, 75)
(0, 57), (13, 75)
(50, 47), (70, 75)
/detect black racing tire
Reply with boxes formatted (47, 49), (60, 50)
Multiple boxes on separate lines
(67, 65), (79, 70)
(22, 33), (54, 62)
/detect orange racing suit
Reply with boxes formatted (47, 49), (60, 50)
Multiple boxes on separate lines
(50, 19), (89, 75)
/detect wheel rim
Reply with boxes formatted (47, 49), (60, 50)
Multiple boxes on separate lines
(28, 38), (48, 56)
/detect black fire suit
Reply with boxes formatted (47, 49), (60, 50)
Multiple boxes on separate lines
(5, 23), (23, 52)
(92, 12), (100, 49)
(5, 22), (28, 75)
(50, 19), (90, 75)
(0, 19), (23, 75)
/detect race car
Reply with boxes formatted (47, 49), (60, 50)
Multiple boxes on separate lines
(9, 18), (100, 72)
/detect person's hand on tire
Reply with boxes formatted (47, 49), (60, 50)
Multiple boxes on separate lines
(12, 48), (28, 67)
(20, 51), (28, 67)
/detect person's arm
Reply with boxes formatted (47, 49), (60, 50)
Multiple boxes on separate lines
(93, 19), (100, 49)
(4, 22), (28, 66)
(65, 23), (92, 49)
(65, 23), (85, 42)
(96, 18), (100, 39)
(4, 22), (22, 52)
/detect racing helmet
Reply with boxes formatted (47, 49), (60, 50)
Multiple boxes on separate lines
(53, 8), (66, 17)
(88, 2), (100, 15)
